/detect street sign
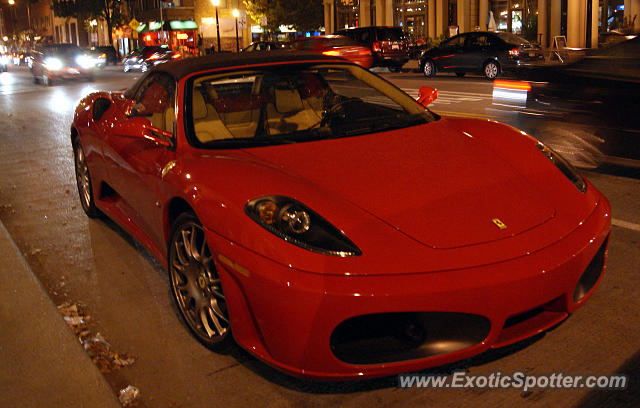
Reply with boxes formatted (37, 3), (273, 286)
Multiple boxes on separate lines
(128, 18), (140, 30)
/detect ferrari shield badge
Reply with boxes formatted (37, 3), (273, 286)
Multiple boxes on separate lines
(492, 218), (507, 230)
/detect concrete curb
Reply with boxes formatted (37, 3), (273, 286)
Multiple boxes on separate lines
(0, 220), (121, 408)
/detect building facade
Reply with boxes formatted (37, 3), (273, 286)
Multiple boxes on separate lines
(193, 0), (251, 52)
(324, 0), (640, 48)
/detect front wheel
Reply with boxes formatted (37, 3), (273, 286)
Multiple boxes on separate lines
(169, 213), (232, 351)
(388, 65), (402, 73)
(422, 59), (436, 78)
(483, 61), (500, 80)
(73, 138), (100, 218)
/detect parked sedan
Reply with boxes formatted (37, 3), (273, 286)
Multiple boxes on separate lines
(291, 35), (373, 68)
(492, 36), (640, 169)
(420, 31), (544, 79)
(31, 43), (95, 85)
(71, 51), (610, 380)
(123, 46), (179, 72)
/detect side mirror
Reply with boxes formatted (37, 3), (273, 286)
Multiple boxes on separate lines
(417, 86), (438, 107)
(112, 116), (173, 148)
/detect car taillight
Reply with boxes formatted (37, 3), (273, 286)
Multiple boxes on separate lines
(372, 41), (381, 52)
(359, 49), (371, 55)
(322, 50), (341, 56)
(147, 54), (160, 61)
(171, 53), (181, 59)
(509, 48), (520, 56)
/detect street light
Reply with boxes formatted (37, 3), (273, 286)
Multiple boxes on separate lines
(8, 0), (16, 35)
(233, 8), (239, 53)
(211, 0), (221, 52)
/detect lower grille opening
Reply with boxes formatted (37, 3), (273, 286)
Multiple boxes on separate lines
(573, 236), (608, 302)
(330, 312), (490, 365)
(504, 307), (544, 329)
(494, 296), (567, 348)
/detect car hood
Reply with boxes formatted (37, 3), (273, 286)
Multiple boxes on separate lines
(245, 119), (555, 249)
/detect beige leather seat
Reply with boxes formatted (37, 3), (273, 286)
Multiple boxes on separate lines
(192, 90), (233, 142)
(266, 87), (320, 135)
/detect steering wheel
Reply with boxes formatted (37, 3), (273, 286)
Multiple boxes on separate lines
(319, 95), (361, 127)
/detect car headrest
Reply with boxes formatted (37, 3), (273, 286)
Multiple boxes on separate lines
(193, 90), (207, 119)
(275, 88), (303, 114)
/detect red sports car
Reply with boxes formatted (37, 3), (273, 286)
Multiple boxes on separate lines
(291, 35), (374, 69)
(71, 52), (611, 380)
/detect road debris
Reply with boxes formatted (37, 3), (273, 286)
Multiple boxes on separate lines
(118, 385), (141, 407)
(57, 301), (136, 373)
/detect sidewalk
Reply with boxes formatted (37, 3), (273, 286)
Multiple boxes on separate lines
(0, 221), (121, 408)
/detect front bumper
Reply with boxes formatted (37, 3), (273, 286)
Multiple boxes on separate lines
(205, 193), (610, 380)
(47, 67), (92, 80)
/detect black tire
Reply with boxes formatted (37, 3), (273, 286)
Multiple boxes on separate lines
(483, 60), (500, 80)
(72, 138), (100, 218)
(455, 72), (466, 78)
(168, 213), (232, 352)
(33, 75), (39, 84)
(422, 59), (436, 78)
(388, 65), (402, 73)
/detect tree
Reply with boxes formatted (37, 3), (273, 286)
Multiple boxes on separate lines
(244, 0), (323, 34)
(52, 0), (126, 45)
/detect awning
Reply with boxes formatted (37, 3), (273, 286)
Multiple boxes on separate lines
(137, 20), (198, 33)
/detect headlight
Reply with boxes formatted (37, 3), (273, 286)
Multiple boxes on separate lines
(44, 57), (63, 71)
(537, 142), (587, 193)
(76, 54), (95, 69)
(245, 195), (361, 257)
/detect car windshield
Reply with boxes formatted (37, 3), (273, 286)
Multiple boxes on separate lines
(45, 45), (82, 56)
(188, 63), (437, 148)
(496, 32), (531, 46)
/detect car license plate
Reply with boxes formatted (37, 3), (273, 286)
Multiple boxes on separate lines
(68, 68), (79, 74)
(392, 44), (399, 50)
(529, 52), (535, 57)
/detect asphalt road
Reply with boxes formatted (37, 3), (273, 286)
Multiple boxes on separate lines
(0, 65), (638, 407)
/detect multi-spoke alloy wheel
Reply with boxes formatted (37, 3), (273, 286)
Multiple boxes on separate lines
(169, 213), (231, 351)
(484, 61), (500, 80)
(73, 139), (99, 217)
(423, 60), (435, 78)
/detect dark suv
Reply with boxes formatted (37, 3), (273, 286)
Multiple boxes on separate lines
(419, 31), (543, 80)
(92, 46), (119, 65)
(335, 26), (409, 72)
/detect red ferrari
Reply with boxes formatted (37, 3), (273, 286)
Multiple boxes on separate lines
(71, 52), (611, 380)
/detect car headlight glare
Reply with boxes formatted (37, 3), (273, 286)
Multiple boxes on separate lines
(537, 142), (587, 193)
(246, 195), (361, 256)
(44, 57), (63, 71)
(76, 54), (95, 69)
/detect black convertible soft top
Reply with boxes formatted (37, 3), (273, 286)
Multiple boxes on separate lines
(154, 50), (346, 80)
(123, 51), (349, 99)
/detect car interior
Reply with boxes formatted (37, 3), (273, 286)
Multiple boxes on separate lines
(192, 72), (326, 142)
